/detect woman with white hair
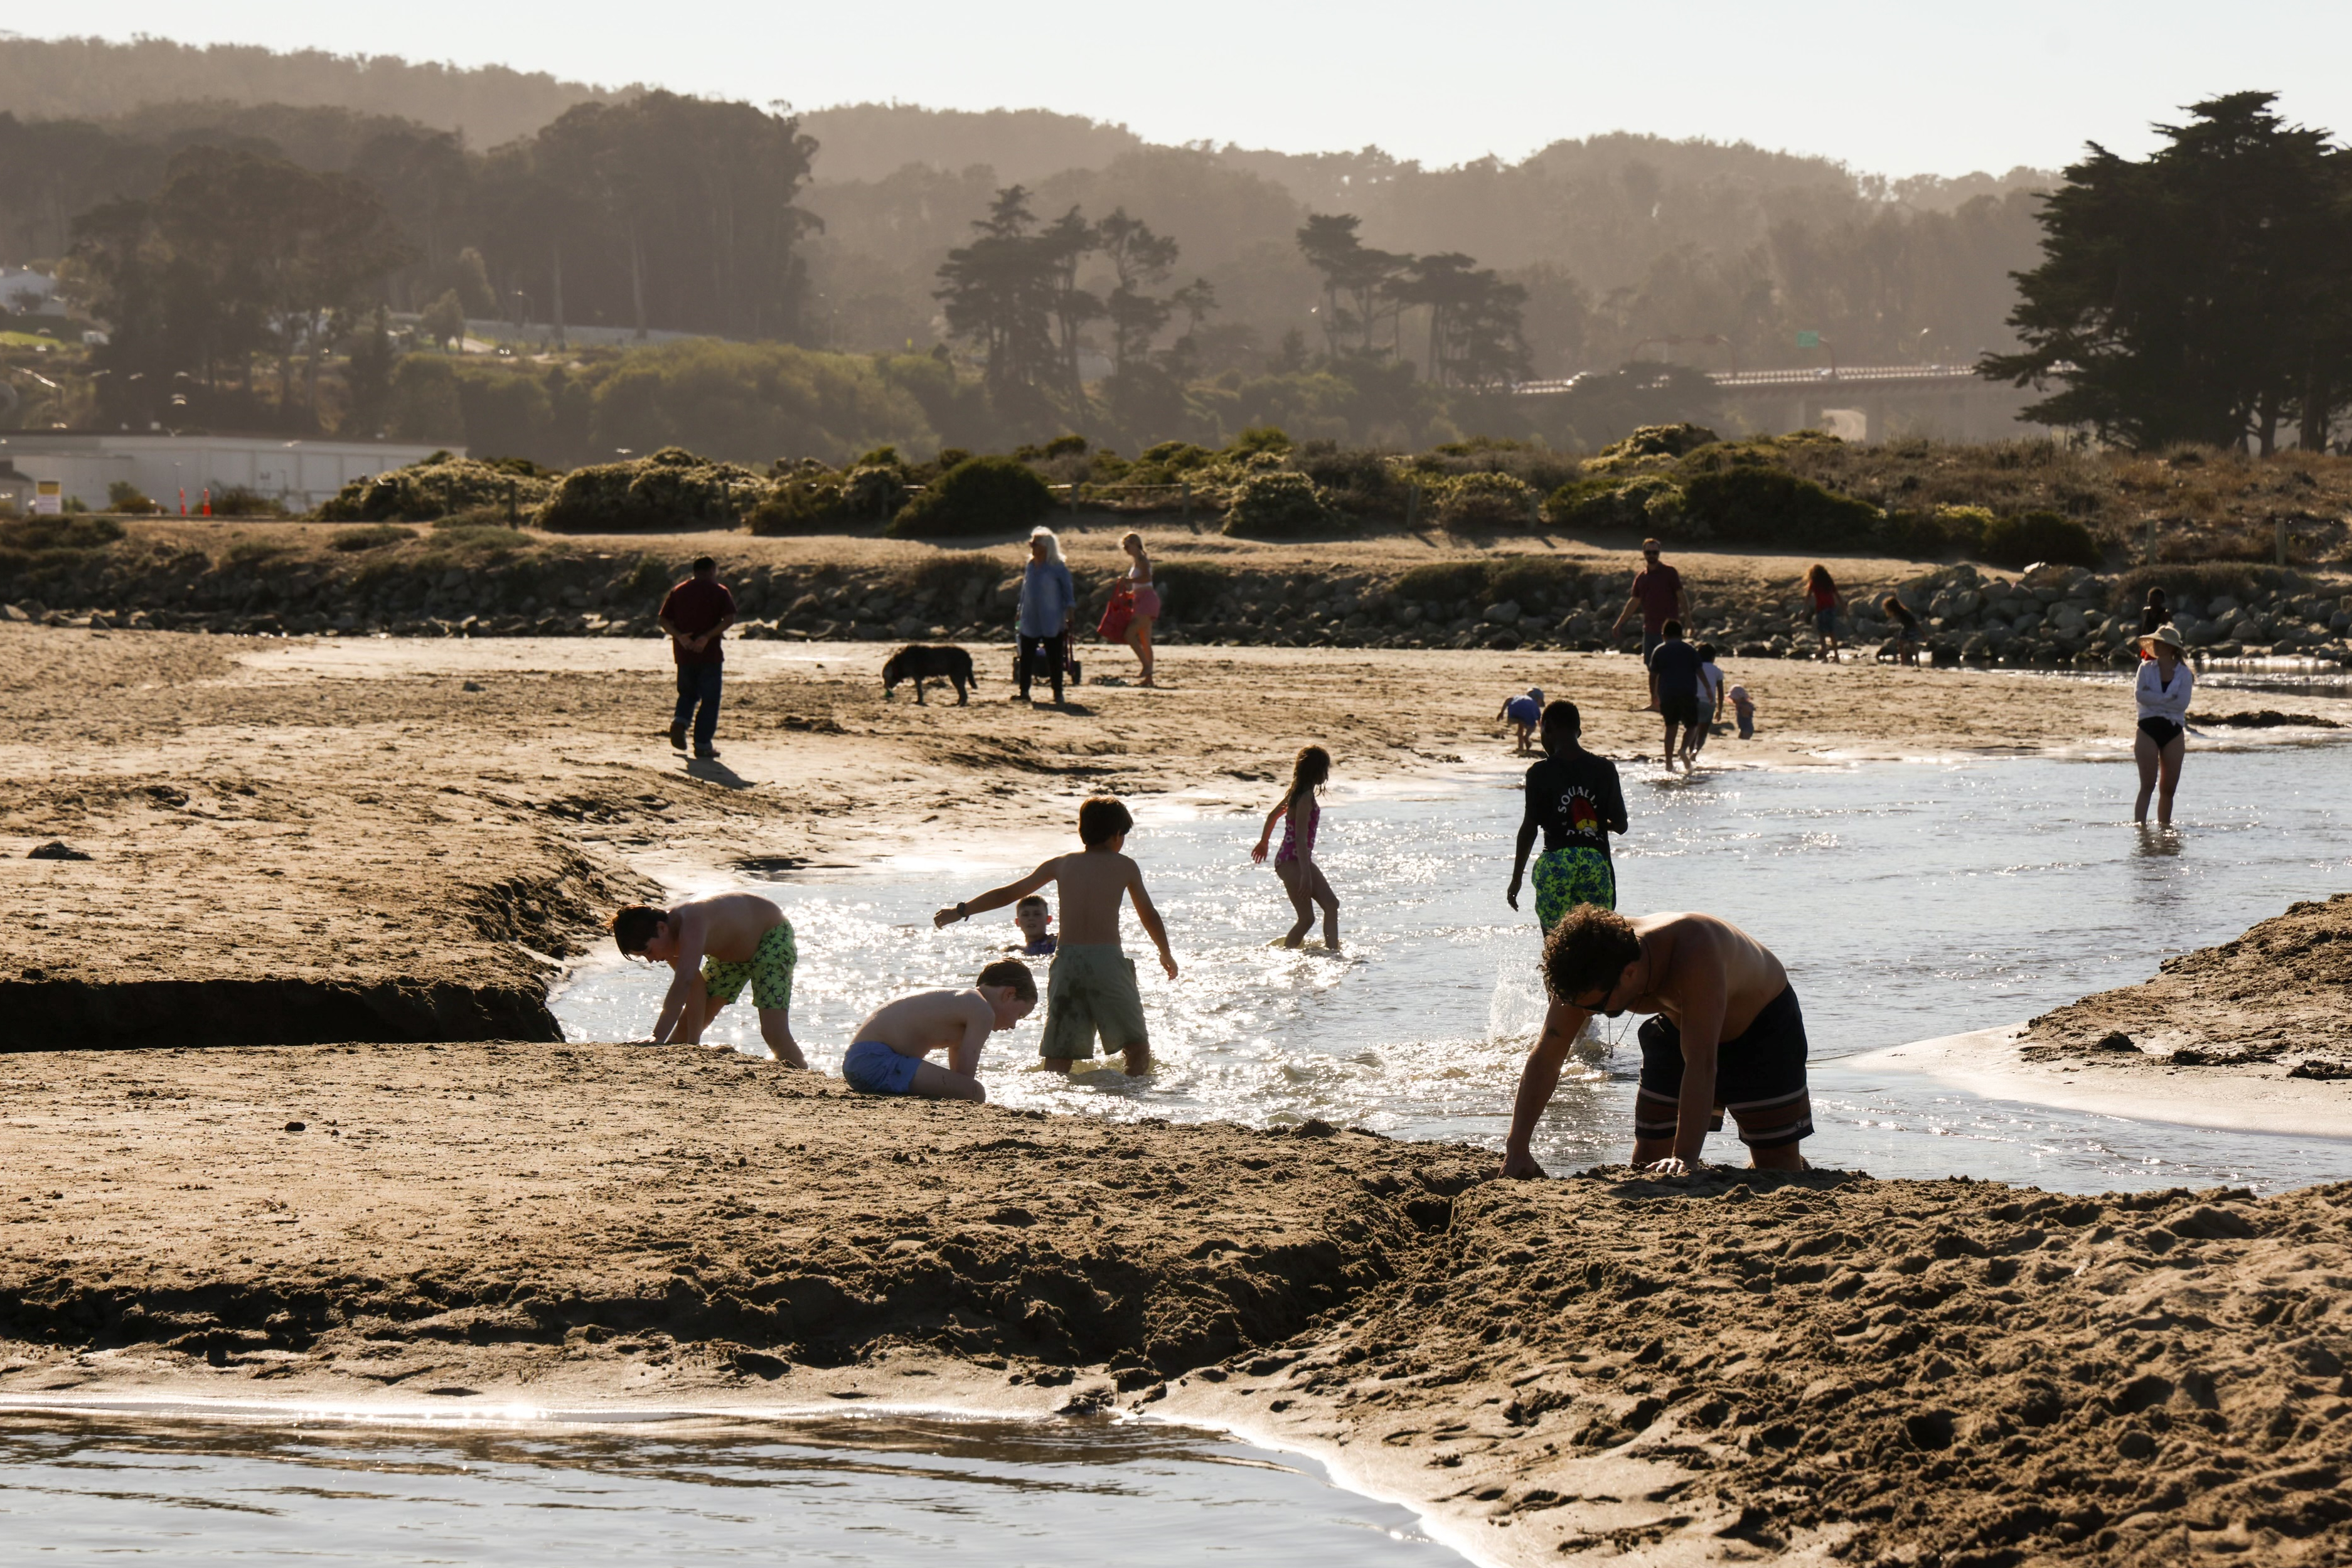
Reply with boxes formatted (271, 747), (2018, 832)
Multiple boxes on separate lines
(2132, 622), (2192, 828)
(1016, 527), (1076, 704)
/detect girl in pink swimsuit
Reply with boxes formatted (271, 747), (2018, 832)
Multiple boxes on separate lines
(1251, 745), (1339, 950)
(1120, 531), (1159, 687)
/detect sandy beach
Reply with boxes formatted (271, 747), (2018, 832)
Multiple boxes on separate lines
(6, 609), (2352, 1564)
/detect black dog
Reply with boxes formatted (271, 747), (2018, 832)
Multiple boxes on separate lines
(881, 644), (978, 706)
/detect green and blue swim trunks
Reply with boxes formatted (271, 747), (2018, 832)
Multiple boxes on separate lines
(698, 919), (797, 1012)
(1532, 847), (1615, 929)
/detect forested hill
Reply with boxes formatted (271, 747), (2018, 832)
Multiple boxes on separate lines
(0, 34), (619, 147)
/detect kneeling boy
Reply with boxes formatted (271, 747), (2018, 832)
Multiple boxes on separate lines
(611, 893), (806, 1067)
(842, 959), (1037, 1101)
(1500, 904), (1812, 1178)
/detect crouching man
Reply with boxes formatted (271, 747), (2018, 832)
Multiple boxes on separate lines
(841, 960), (1038, 1102)
(1500, 905), (1813, 1178)
(611, 893), (807, 1068)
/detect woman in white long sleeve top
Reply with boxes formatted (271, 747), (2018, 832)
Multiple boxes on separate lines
(2133, 623), (2193, 828)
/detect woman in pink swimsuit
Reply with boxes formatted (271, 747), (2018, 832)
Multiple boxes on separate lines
(1121, 531), (1160, 687)
(1251, 745), (1339, 950)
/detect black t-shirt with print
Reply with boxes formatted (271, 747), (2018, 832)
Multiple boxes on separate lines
(1522, 750), (1628, 856)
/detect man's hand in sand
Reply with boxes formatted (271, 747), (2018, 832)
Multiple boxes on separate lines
(1499, 1147), (1546, 1180)
(1643, 1155), (1700, 1178)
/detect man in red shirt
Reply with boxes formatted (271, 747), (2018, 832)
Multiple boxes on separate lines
(659, 555), (736, 759)
(1610, 538), (1687, 713)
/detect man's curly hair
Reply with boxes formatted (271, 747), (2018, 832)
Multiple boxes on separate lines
(1541, 905), (1642, 1004)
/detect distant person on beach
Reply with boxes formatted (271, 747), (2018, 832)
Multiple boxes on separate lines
(935, 795), (1177, 1075)
(1121, 531), (1159, 687)
(1882, 594), (1922, 667)
(1500, 906), (1813, 1178)
(610, 893), (806, 1067)
(1610, 538), (1685, 712)
(659, 555), (735, 760)
(1507, 701), (1627, 929)
(2134, 622), (2193, 829)
(2138, 588), (2170, 661)
(1729, 683), (1755, 739)
(839, 961), (1038, 1101)
(1805, 564), (1844, 661)
(1646, 621), (1704, 772)
(1017, 526), (1076, 705)
(1012, 893), (1057, 956)
(1496, 686), (1545, 754)
(1684, 644), (1724, 765)
(1253, 744), (1340, 950)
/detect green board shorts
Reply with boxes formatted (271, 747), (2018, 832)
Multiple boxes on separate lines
(1040, 942), (1149, 1060)
(1532, 847), (1616, 931)
(699, 920), (797, 1013)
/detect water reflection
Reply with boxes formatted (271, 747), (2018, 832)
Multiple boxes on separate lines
(0, 1409), (1460, 1564)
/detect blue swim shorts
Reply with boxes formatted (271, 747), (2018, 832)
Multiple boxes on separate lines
(842, 1039), (923, 1096)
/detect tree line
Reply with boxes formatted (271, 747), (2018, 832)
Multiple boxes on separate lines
(1986, 92), (2351, 453)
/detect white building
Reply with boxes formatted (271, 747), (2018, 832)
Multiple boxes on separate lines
(0, 433), (462, 511)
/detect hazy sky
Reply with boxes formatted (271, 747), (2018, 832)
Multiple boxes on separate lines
(35, 1), (2352, 176)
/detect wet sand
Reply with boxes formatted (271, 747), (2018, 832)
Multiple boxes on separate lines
(4, 1044), (2351, 1565)
(8, 617), (2352, 1562)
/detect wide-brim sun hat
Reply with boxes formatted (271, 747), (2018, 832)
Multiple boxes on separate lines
(2139, 623), (2187, 654)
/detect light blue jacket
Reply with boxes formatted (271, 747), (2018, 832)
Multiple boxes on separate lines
(1018, 558), (1076, 638)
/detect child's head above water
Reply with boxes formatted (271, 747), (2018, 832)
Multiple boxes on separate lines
(1078, 794), (1133, 848)
(1013, 894), (1052, 940)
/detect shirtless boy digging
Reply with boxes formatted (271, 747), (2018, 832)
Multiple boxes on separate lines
(840, 960), (1037, 1102)
(610, 893), (808, 1068)
(934, 795), (1178, 1076)
(1500, 905), (1813, 1178)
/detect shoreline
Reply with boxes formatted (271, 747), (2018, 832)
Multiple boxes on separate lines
(1849, 1025), (2352, 1141)
(7, 1048), (2349, 1564)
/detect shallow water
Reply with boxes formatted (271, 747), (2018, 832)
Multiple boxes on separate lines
(557, 740), (2352, 1195)
(0, 1406), (1457, 1564)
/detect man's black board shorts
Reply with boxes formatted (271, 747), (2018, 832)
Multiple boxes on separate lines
(1633, 984), (1813, 1149)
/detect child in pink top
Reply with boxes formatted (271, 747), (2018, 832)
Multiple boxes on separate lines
(1251, 745), (1339, 950)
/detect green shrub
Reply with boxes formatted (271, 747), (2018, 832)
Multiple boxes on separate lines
(536, 447), (764, 533)
(1436, 471), (1536, 529)
(748, 473), (854, 535)
(1586, 422), (1720, 471)
(320, 451), (557, 523)
(1393, 561), (1493, 605)
(0, 515), (125, 553)
(1221, 471), (1340, 538)
(1543, 473), (1685, 534)
(1679, 466), (1882, 548)
(210, 486), (290, 519)
(1979, 509), (2103, 570)
(887, 456), (1056, 538)
(1297, 446), (1411, 517)
(328, 523), (417, 552)
(107, 481), (161, 515)
(1227, 425), (1293, 457)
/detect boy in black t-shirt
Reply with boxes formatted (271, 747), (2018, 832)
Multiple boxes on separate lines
(1507, 701), (1629, 929)
(1645, 621), (1704, 773)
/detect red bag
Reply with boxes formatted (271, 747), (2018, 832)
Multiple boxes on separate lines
(1098, 587), (1135, 643)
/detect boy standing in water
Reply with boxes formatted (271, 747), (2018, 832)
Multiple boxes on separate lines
(934, 796), (1178, 1075)
(610, 893), (806, 1067)
(1507, 701), (1628, 928)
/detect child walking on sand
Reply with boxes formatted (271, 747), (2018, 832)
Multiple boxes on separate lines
(935, 796), (1178, 1075)
(1252, 745), (1340, 950)
(1729, 683), (1756, 739)
(1496, 687), (1545, 754)
(839, 961), (1037, 1102)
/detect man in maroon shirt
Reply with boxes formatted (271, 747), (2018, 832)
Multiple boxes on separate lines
(1610, 538), (1687, 713)
(659, 555), (736, 759)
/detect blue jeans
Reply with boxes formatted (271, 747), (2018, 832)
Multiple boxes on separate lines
(673, 663), (722, 751)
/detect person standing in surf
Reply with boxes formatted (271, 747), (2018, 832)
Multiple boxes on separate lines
(1507, 701), (1628, 929)
(2134, 622), (2192, 829)
(1252, 745), (1340, 950)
